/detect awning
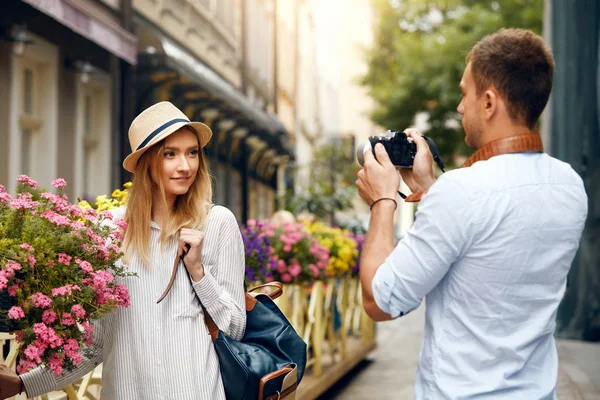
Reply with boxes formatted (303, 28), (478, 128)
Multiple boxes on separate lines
(134, 24), (294, 160)
(159, 36), (284, 135)
(21, 0), (137, 64)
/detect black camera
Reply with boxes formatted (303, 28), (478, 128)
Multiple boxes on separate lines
(356, 130), (444, 171)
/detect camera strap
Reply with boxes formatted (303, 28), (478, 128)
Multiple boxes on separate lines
(400, 133), (544, 202)
(398, 135), (445, 199)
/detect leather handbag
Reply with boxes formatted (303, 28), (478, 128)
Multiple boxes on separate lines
(158, 251), (307, 400)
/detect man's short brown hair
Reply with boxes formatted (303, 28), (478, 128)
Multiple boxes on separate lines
(466, 28), (555, 129)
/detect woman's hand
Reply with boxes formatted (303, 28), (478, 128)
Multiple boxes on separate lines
(0, 365), (22, 399)
(178, 228), (205, 282)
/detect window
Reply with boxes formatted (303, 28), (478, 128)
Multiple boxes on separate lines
(75, 72), (112, 201)
(8, 33), (58, 193)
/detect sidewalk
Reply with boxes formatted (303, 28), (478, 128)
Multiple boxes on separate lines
(319, 306), (600, 399)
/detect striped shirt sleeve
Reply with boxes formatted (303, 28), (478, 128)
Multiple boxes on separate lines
(192, 206), (246, 340)
(20, 312), (114, 397)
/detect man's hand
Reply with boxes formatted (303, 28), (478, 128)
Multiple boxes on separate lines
(400, 129), (436, 193)
(178, 228), (205, 282)
(0, 365), (22, 400)
(356, 143), (400, 207)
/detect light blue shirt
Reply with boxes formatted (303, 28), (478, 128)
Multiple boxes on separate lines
(373, 153), (588, 400)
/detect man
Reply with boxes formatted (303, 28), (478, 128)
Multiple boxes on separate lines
(356, 28), (588, 399)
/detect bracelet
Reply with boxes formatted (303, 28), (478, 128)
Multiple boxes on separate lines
(370, 197), (398, 211)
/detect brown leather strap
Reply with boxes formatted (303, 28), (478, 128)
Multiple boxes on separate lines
(460, 133), (544, 168)
(156, 253), (181, 304)
(258, 365), (294, 400)
(406, 133), (544, 202)
(248, 282), (283, 300)
(158, 253), (285, 342)
(265, 382), (298, 400)
(404, 190), (428, 203)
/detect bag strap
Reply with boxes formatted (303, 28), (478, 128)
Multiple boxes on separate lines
(157, 250), (284, 342)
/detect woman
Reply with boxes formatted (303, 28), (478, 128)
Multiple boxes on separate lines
(5, 102), (246, 399)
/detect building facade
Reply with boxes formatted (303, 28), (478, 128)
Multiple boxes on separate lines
(0, 0), (137, 201)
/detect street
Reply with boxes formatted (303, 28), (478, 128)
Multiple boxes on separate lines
(318, 306), (600, 399)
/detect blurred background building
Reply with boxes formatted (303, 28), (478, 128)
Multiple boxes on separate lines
(0, 0), (136, 204)
(0, 0), (412, 233)
(543, 0), (599, 341)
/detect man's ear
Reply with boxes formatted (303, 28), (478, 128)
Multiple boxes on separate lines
(483, 89), (498, 120)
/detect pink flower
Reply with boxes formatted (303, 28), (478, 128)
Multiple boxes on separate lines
(48, 353), (64, 376)
(31, 293), (52, 308)
(17, 359), (38, 375)
(281, 273), (292, 283)
(19, 243), (34, 252)
(309, 264), (321, 277)
(10, 192), (39, 210)
(5, 261), (22, 273)
(0, 272), (8, 291)
(114, 284), (131, 307)
(8, 306), (25, 319)
(75, 259), (93, 274)
(51, 284), (81, 297)
(58, 253), (72, 266)
(40, 210), (71, 227)
(276, 260), (287, 273)
(0, 192), (12, 205)
(115, 219), (128, 230)
(23, 344), (43, 363)
(27, 254), (37, 268)
(17, 174), (38, 189)
(70, 205), (83, 217)
(82, 321), (94, 346)
(96, 248), (109, 261)
(283, 244), (292, 252)
(64, 339), (82, 365)
(33, 323), (63, 349)
(61, 313), (75, 326)
(83, 208), (98, 223)
(247, 219), (257, 228)
(51, 178), (67, 188)
(42, 309), (58, 324)
(8, 284), (19, 297)
(288, 263), (302, 278)
(71, 304), (86, 319)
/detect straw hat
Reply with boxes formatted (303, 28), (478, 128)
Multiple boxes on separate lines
(123, 101), (213, 172)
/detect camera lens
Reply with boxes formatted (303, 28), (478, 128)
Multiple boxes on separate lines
(356, 141), (372, 166)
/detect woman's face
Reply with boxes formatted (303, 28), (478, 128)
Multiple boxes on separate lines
(154, 128), (200, 201)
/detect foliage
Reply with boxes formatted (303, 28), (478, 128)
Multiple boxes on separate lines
(283, 139), (359, 220)
(0, 176), (134, 376)
(362, 0), (544, 167)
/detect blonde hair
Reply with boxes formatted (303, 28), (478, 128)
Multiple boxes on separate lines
(122, 128), (213, 265)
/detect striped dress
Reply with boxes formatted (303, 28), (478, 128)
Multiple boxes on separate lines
(21, 205), (247, 400)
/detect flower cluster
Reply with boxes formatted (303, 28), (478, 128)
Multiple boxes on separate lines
(266, 221), (330, 284)
(79, 182), (131, 211)
(0, 176), (134, 376)
(347, 232), (365, 276)
(305, 222), (359, 277)
(240, 220), (277, 285)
